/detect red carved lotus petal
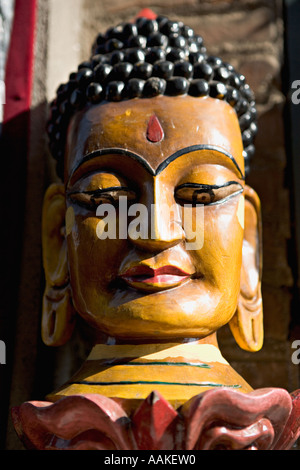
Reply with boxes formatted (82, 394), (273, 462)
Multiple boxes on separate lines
(11, 394), (136, 450)
(181, 387), (293, 450)
(131, 391), (178, 450)
(11, 388), (300, 450)
(273, 388), (300, 450)
(199, 417), (275, 450)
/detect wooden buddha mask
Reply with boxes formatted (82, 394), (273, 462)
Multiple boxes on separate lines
(41, 17), (263, 401)
(43, 95), (262, 346)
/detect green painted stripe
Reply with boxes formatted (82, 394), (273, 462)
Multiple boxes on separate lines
(98, 361), (211, 368)
(72, 380), (241, 388)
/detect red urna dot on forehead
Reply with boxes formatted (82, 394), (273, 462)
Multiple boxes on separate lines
(146, 114), (164, 143)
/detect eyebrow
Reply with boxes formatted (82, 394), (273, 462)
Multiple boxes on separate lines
(71, 144), (245, 181)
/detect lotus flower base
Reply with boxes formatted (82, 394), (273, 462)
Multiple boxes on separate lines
(12, 387), (300, 450)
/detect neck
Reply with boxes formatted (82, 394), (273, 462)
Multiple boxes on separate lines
(93, 332), (220, 347)
(47, 331), (253, 411)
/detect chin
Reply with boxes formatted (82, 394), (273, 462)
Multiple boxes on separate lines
(85, 300), (226, 342)
(74, 280), (236, 340)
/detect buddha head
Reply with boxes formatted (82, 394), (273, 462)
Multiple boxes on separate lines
(42, 15), (263, 353)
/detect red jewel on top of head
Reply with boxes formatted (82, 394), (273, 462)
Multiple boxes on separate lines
(135, 8), (157, 19)
(146, 114), (164, 143)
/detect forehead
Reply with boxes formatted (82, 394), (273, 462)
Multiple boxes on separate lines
(65, 95), (244, 181)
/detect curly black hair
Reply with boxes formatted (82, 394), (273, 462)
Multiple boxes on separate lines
(47, 15), (257, 179)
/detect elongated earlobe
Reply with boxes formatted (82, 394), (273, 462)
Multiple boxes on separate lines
(41, 184), (76, 346)
(229, 185), (263, 352)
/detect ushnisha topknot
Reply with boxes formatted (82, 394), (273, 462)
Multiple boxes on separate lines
(47, 15), (257, 179)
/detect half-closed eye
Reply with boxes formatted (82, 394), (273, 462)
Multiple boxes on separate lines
(68, 187), (137, 210)
(175, 181), (243, 206)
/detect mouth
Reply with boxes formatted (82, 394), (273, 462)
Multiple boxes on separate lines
(119, 265), (193, 292)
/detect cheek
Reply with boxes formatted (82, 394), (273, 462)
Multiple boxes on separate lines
(66, 214), (126, 286)
(190, 197), (244, 286)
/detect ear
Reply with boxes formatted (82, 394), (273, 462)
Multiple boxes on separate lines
(229, 185), (263, 352)
(41, 183), (76, 346)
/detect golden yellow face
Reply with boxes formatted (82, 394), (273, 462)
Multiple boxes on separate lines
(63, 95), (246, 341)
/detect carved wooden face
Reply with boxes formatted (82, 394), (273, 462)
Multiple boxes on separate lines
(58, 94), (251, 341)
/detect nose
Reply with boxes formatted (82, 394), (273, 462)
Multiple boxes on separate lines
(127, 178), (185, 252)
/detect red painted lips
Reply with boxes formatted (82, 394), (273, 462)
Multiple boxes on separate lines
(120, 265), (192, 292)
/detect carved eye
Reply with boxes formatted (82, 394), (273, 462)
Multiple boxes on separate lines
(68, 187), (137, 210)
(175, 182), (243, 206)
(191, 189), (215, 204)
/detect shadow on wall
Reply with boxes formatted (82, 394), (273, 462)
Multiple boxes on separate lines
(0, 102), (50, 450)
(0, 99), (93, 450)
